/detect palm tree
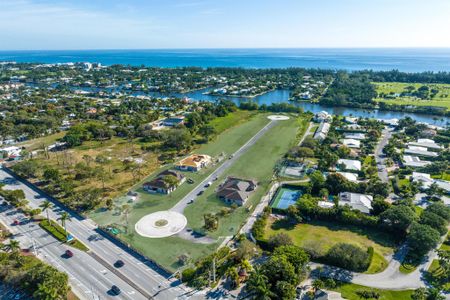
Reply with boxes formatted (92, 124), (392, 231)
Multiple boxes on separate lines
(246, 268), (274, 300)
(58, 212), (71, 240)
(39, 200), (53, 224)
(3, 239), (20, 253)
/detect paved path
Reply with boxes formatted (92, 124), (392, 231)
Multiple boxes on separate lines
(0, 167), (197, 300)
(312, 230), (449, 291)
(374, 127), (393, 183)
(0, 204), (146, 300)
(170, 119), (278, 214)
(298, 122), (314, 146)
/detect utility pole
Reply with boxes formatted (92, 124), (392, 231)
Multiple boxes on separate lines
(31, 239), (38, 256)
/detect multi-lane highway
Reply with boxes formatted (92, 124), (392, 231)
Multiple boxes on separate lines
(0, 167), (198, 300)
(0, 204), (146, 300)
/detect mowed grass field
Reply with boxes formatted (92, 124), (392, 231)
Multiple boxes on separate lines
(328, 282), (414, 300)
(373, 82), (450, 110)
(264, 218), (397, 274)
(91, 112), (305, 271)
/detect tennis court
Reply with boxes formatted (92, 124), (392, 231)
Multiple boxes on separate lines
(271, 187), (302, 209)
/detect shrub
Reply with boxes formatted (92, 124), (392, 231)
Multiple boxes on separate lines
(325, 243), (371, 272)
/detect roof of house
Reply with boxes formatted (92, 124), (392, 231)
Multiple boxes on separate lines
(217, 177), (256, 202)
(412, 172), (450, 192)
(403, 155), (432, 168)
(344, 133), (366, 140)
(405, 146), (439, 157)
(338, 192), (373, 214)
(336, 171), (358, 182)
(408, 139), (443, 150)
(143, 169), (185, 189)
(314, 122), (330, 140)
(175, 154), (211, 168)
(341, 138), (361, 148)
(337, 159), (361, 171)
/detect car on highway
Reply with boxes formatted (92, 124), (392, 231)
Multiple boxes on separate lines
(12, 219), (19, 226)
(197, 190), (204, 196)
(187, 199), (194, 204)
(114, 260), (125, 268)
(111, 285), (121, 295)
(65, 250), (74, 258)
(204, 181), (212, 187)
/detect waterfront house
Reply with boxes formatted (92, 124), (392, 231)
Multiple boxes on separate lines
(313, 111), (332, 123)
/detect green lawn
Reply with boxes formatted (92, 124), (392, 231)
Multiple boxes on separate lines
(208, 110), (256, 134)
(328, 281), (414, 300)
(39, 220), (89, 251)
(373, 82), (450, 110)
(427, 259), (450, 291)
(264, 218), (396, 274)
(90, 112), (305, 271)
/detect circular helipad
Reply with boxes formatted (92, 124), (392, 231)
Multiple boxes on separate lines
(135, 211), (187, 238)
(268, 115), (290, 120)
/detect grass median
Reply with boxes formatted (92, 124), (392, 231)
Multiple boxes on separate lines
(39, 219), (89, 251)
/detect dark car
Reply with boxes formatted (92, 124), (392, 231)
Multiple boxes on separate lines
(65, 250), (74, 258)
(187, 178), (194, 184)
(114, 260), (125, 268)
(13, 219), (19, 226)
(187, 199), (194, 204)
(111, 285), (121, 295)
(197, 190), (204, 196)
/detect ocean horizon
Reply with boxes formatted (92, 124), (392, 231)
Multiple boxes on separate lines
(2, 48), (450, 72)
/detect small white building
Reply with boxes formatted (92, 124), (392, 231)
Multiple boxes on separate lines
(338, 192), (373, 214)
(405, 146), (438, 158)
(408, 139), (443, 151)
(336, 172), (359, 182)
(0, 146), (21, 158)
(344, 133), (366, 140)
(341, 138), (361, 149)
(411, 172), (450, 193)
(403, 155), (432, 168)
(313, 122), (330, 141)
(337, 159), (362, 172)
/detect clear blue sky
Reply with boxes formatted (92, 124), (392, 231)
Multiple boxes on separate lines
(1, 0), (450, 50)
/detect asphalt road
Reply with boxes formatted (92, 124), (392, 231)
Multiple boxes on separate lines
(374, 127), (393, 183)
(171, 119), (278, 214)
(0, 204), (146, 300)
(0, 168), (198, 300)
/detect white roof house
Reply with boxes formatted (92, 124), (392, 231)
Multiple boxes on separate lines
(0, 146), (21, 157)
(343, 116), (358, 124)
(341, 138), (361, 149)
(403, 155), (432, 168)
(318, 201), (335, 209)
(412, 172), (450, 193)
(338, 192), (373, 214)
(314, 111), (332, 123)
(344, 133), (366, 140)
(336, 172), (359, 182)
(405, 146), (438, 158)
(314, 122), (330, 141)
(408, 139), (443, 151)
(337, 159), (362, 172)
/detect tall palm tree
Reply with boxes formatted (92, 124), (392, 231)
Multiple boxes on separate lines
(246, 268), (274, 300)
(39, 200), (53, 224)
(58, 212), (71, 240)
(3, 239), (20, 253)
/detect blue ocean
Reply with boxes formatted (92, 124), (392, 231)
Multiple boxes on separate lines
(1, 48), (450, 72)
